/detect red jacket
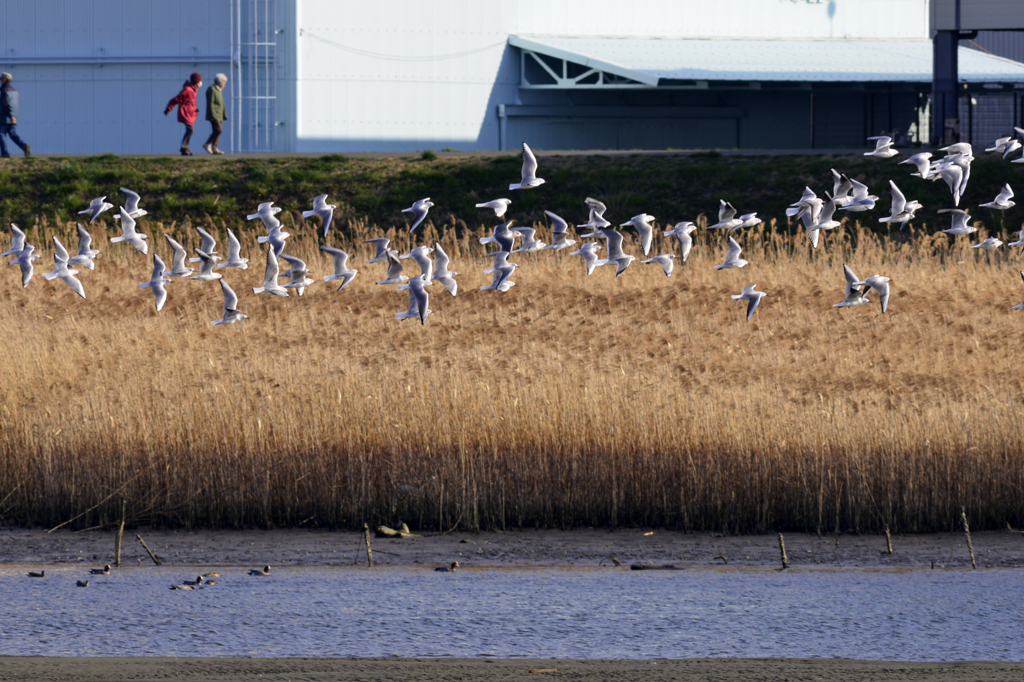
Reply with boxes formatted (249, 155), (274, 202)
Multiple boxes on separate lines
(166, 82), (198, 125)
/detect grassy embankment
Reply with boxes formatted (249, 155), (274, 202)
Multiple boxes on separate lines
(0, 152), (1023, 533)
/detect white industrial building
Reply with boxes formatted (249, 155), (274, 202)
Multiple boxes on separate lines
(1, 0), (1022, 154)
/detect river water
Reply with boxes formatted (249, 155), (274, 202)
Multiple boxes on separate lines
(1, 566), (1020, 660)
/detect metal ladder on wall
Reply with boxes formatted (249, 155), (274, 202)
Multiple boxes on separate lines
(230, 0), (277, 152)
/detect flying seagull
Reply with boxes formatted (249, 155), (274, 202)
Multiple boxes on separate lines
(217, 229), (249, 269)
(620, 213), (655, 255)
(321, 246), (358, 291)
(396, 274), (434, 321)
(11, 243), (35, 288)
(1, 223), (29, 258)
(1011, 272), (1024, 311)
(899, 152), (934, 178)
(838, 179), (878, 213)
(641, 254), (675, 277)
(109, 208), (148, 254)
(79, 197), (114, 224)
(257, 223), (290, 257)
(163, 235), (194, 278)
(663, 221), (696, 262)
(1009, 228), (1024, 255)
(431, 243), (458, 296)
(713, 236), (748, 270)
(541, 210), (576, 251)
(365, 237), (391, 265)
(212, 280), (248, 325)
(708, 201), (743, 231)
(476, 199), (512, 217)
(139, 253), (171, 311)
(189, 227), (218, 263)
(399, 245), (434, 280)
(190, 248), (223, 282)
(402, 198), (434, 232)
(833, 264), (871, 308)
(280, 254), (315, 296)
(42, 236), (86, 298)
(979, 184), (1015, 211)
(732, 285), (766, 321)
(302, 194), (336, 238)
(70, 223), (99, 269)
(878, 180), (922, 230)
(398, 275), (431, 325)
(479, 220), (518, 253)
(970, 236), (1003, 251)
(376, 249), (408, 285)
(509, 142), (545, 190)
(596, 227), (635, 277)
(938, 209), (976, 236)
(864, 135), (899, 158)
(852, 274), (891, 313)
(480, 262), (517, 292)
(247, 201), (282, 230)
(252, 248), (289, 297)
(811, 194), (842, 232)
(511, 227), (546, 253)
(113, 187), (148, 220)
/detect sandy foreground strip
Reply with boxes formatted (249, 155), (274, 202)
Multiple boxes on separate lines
(1, 527), (1023, 569)
(2, 657), (1024, 681)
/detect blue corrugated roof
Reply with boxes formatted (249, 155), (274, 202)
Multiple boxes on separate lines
(510, 35), (1024, 84)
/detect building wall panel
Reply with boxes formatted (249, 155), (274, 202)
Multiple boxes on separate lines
(0, 0), (232, 155)
(932, 0), (1024, 31)
(293, 0), (930, 152)
(971, 32), (1024, 65)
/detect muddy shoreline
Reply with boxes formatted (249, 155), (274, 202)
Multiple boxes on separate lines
(2, 656), (1023, 681)
(2, 526), (1022, 569)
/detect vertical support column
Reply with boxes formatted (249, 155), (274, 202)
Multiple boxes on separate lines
(932, 30), (959, 146)
(968, 93), (973, 143)
(498, 104), (507, 151)
(809, 92), (814, 149)
(230, 0), (239, 152)
(252, 0), (257, 152)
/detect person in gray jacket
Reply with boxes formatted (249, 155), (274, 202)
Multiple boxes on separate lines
(203, 73), (228, 154)
(0, 73), (30, 158)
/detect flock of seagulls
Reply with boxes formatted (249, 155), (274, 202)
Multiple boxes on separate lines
(4, 135), (1024, 325)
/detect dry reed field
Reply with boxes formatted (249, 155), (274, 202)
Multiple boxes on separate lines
(1, 213), (1023, 534)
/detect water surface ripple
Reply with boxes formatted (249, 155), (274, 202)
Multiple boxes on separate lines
(2, 566), (1020, 660)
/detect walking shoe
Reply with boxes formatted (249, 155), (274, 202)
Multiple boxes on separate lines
(213, 147), (225, 155)
(181, 149), (193, 156)
(23, 144), (30, 158)
(203, 143), (213, 154)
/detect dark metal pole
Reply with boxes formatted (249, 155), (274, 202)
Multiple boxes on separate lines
(932, 30), (959, 145)
(968, 93), (973, 143)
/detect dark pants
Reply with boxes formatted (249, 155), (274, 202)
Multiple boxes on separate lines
(205, 119), (223, 149)
(181, 124), (194, 150)
(0, 123), (28, 156)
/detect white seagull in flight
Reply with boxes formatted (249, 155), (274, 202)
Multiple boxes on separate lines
(509, 142), (545, 190)
(402, 198), (434, 232)
(732, 285), (766, 321)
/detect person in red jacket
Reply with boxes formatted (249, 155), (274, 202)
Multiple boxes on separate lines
(164, 72), (203, 156)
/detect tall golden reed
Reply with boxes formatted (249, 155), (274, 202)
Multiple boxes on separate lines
(0, 213), (1022, 532)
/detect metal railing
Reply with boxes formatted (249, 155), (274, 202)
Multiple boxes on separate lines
(230, 0), (277, 152)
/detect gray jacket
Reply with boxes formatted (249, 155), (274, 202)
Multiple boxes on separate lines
(1, 83), (18, 124)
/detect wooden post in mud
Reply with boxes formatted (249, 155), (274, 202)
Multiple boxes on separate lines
(363, 523), (374, 567)
(960, 507), (977, 570)
(884, 525), (894, 555)
(114, 498), (126, 567)
(777, 533), (789, 569)
(136, 534), (161, 566)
